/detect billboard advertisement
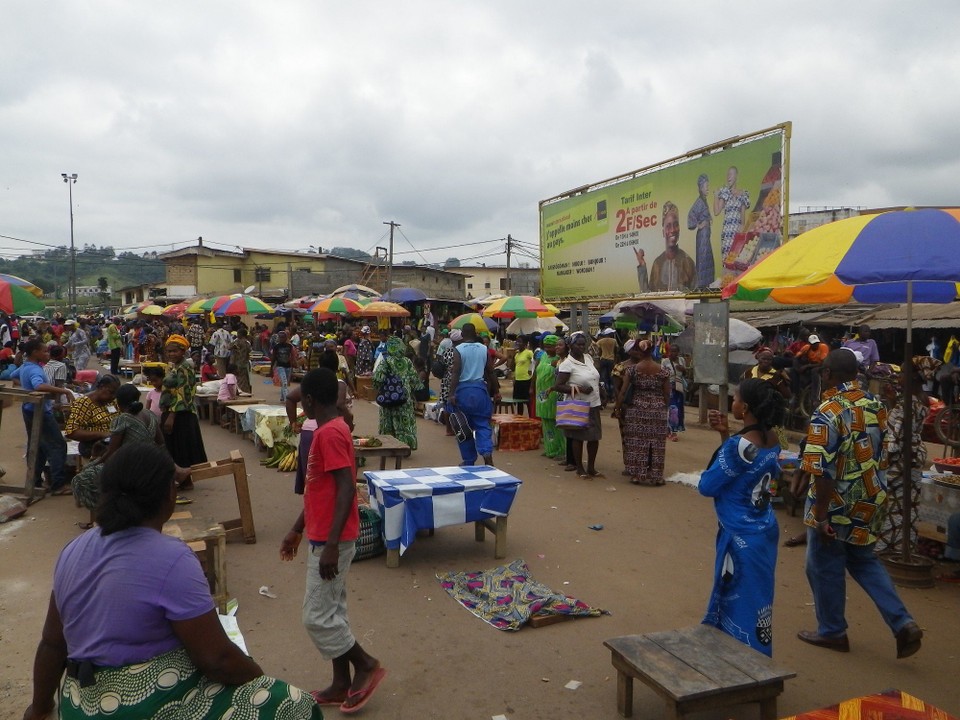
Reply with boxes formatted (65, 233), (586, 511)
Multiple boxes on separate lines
(539, 125), (789, 301)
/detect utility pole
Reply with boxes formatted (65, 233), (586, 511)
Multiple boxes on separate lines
(505, 234), (513, 295)
(61, 173), (78, 310)
(383, 220), (400, 295)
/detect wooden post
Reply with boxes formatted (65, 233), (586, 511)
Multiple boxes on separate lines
(189, 451), (256, 543)
(0, 388), (47, 503)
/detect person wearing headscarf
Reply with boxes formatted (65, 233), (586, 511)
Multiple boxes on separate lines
(615, 339), (670, 486)
(535, 334), (564, 459)
(355, 326), (374, 376)
(611, 339), (642, 473)
(688, 173), (715, 288)
(160, 334), (207, 480)
(436, 329), (461, 435)
(372, 336), (423, 449)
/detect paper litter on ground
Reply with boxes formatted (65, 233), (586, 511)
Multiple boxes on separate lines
(218, 614), (249, 655)
(565, 680), (582, 690)
(666, 471), (701, 488)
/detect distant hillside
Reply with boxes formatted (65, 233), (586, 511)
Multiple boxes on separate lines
(0, 245), (164, 298)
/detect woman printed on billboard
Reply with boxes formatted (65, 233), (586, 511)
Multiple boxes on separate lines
(714, 166), (750, 259)
(688, 173), (714, 288)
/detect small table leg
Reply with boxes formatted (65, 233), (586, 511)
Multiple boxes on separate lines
(379, 457), (387, 471)
(385, 548), (400, 568)
(475, 521), (486, 543)
(616, 671), (633, 718)
(494, 516), (508, 558)
(760, 697), (778, 720)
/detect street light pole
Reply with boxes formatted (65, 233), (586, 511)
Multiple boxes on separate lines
(61, 173), (78, 311)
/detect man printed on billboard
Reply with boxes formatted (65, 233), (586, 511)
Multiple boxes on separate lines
(637, 201), (696, 292)
(688, 173), (715, 288)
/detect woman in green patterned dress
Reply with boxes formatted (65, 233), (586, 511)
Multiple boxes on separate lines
(535, 335), (564, 458)
(373, 336), (423, 450)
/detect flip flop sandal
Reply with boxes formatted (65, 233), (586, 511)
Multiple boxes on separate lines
(783, 536), (806, 548)
(310, 690), (348, 706)
(175, 495), (193, 505)
(340, 667), (387, 715)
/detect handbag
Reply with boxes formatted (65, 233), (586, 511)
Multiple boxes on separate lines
(622, 367), (635, 406)
(448, 409), (473, 443)
(556, 386), (591, 429)
(375, 360), (408, 408)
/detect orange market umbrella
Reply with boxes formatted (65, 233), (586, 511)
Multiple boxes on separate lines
(353, 301), (410, 318)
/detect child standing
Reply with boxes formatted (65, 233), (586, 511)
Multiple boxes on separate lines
(143, 366), (165, 418)
(280, 368), (386, 714)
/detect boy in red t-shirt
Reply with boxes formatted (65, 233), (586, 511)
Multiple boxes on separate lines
(281, 368), (386, 714)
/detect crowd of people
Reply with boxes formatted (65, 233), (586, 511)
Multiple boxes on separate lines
(12, 306), (948, 718)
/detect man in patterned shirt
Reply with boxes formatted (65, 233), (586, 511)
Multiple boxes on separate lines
(798, 349), (922, 658)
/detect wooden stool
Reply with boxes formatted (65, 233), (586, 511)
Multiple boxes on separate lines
(189, 451), (256, 543)
(164, 512), (228, 613)
(604, 625), (795, 720)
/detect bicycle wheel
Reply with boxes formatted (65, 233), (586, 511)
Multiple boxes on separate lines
(934, 405), (960, 448)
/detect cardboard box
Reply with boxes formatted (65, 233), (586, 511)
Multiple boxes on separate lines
(918, 476), (960, 538)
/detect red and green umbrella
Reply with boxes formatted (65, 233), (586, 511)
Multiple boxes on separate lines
(0, 273), (43, 298)
(481, 295), (552, 319)
(448, 312), (497, 333)
(308, 296), (364, 315)
(0, 280), (45, 314)
(211, 294), (274, 316)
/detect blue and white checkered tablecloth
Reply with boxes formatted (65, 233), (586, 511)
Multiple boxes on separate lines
(364, 466), (522, 556)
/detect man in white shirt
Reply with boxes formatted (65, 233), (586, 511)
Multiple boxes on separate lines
(211, 323), (233, 377)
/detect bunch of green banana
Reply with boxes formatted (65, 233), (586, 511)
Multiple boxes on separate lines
(262, 444), (291, 468)
(277, 447), (298, 472)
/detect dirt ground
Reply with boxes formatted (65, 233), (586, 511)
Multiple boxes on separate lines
(1, 377), (957, 720)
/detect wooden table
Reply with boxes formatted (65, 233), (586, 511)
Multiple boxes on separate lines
(495, 397), (527, 414)
(354, 435), (412, 472)
(163, 511), (228, 613)
(364, 465), (521, 568)
(604, 625), (795, 720)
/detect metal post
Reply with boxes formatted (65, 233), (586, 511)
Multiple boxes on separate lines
(505, 234), (513, 295)
(61, 173), (78, 310)
(383, 221), (400, 295)
(900, 281), (914, 563)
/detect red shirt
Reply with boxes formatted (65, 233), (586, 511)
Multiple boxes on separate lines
(304, 417), (359, 543)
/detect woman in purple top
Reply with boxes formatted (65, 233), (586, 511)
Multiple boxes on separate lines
(24, 443), (322, 720)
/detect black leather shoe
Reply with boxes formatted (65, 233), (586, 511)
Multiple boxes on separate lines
(797, 630), (850, 652)
(896, 622), (922, 659)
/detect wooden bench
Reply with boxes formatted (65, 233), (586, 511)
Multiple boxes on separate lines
(604, 625), (795, 720)
(212, 397), (264, 426)
(164, 511), (228, 613)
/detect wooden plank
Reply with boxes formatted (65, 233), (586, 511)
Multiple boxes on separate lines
(645, 628), (758, 691)
(229, 449), (256, 543)
(529, 613), (574, 629)
(604, 636), (720, 700)
(676, 682), (783, 715)
(679, 625), (795, 683)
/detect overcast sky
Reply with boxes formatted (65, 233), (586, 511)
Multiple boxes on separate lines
(3, 1), (958, 267)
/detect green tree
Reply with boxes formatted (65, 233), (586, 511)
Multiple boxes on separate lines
(97, 276), (110, 303)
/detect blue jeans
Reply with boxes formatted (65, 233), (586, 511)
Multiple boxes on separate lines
(22, 409), (67, 491)
(805, 526), (913, 638)
(275, 366), (291, 401)
(452, 382), (493, 464)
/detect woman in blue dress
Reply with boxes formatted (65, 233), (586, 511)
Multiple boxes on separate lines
(700, 378), (786, 656)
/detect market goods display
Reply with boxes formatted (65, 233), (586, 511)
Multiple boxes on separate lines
(262, 444), (298, 472)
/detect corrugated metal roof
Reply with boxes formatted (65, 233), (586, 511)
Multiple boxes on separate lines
(866, 303), (960, 329)
(729, 309), (831, 328)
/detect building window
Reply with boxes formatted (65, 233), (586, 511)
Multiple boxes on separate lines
(233, 269), (242, 283)
(484, 282), (491, 289)
(467, 283), (473, 289)
(255, 268), (271, 282)
(499, 278), (508, 290)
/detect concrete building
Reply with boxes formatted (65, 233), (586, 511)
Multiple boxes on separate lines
(445, 265), (540, 298)
(156, 240), (466, 300)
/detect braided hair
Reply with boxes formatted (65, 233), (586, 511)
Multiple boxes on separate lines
(739, 378), (787, 431)
(96, 443), (174, 535)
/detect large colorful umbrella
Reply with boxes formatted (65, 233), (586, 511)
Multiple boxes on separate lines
(725, 207), (960, 575)
(308, 296), (364, 315)
(139, 304), (165, 316)
(448, 312), (498, 334)
(185, 298), (211, 314)
(481, 295), (552, 319)
(330, 283), (380, 299)
(353, 300), (410, 318)
(0, 280), (45, 314)
(0, 273), (43, 298)
(212, 294), (274, 316)
(162, 302), (190, 317)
